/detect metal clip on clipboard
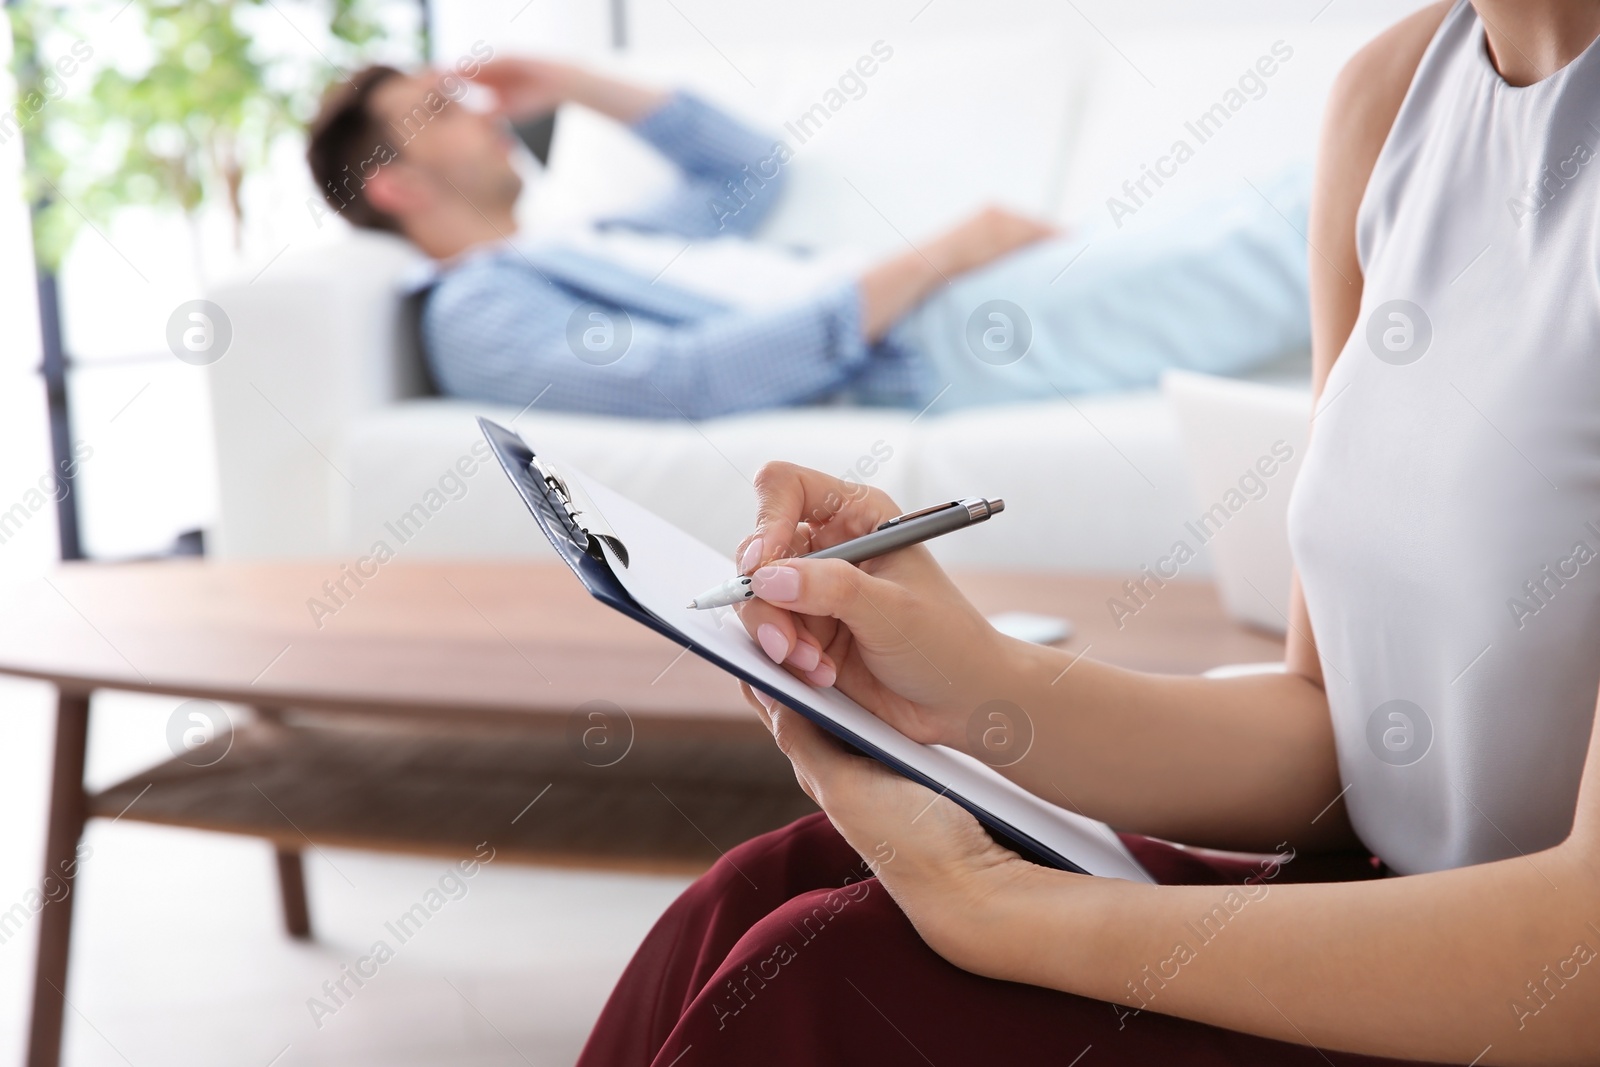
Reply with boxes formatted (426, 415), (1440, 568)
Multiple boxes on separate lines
(479, 415), (674, 645)
(528, 454), (631, 569)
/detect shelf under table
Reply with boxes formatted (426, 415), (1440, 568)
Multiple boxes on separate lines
(89, 713), (818, 875)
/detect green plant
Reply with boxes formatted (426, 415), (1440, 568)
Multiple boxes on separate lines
(7, 0), (421, 271)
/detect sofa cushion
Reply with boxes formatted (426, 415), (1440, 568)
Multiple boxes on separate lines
(335, 400), (918, 562)
(908, 391), (1200, 574)
(333, 392), (1207, 577)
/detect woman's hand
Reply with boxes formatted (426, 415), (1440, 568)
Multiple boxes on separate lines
(734, 461), (1022, 750)
(742, 683), (1050, 977)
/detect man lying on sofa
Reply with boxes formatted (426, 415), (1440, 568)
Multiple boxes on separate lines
(307, 58), (1311, 419)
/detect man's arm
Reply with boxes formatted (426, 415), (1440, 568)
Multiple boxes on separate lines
(423, 196), (1059, 418)
(422, 256), (877, 419)
(471, 58), (783, 237)
(603, 91), (789, 238)
(857, 206), (1055, 339)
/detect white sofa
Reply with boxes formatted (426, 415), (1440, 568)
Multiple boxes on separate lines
(204, 15), (1389, 574)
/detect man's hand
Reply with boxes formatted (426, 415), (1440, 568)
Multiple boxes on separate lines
(467, 58), (668, 126)
(858, 205), (1058, 341)
(468, 57), (580, 122)
(929, 205), (1058, 276)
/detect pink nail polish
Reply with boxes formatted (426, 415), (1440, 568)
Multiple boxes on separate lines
(788, 641), (820, 672)
(751, 565), (800, 603)
(805, 662), (836, 688)
(739, 537), (764, 573)
(756, 622), (788, 664)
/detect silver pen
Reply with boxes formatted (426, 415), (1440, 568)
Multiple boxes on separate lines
(686, 497), (1005, 609)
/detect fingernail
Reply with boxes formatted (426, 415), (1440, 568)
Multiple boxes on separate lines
(756, 623), (788, 664)
(788, 641), (820, 672)
(753, 689), (775, 710)
(751, 565), (800, 603)
(804, 661), (836, 688)
(739, 537), (764, 573)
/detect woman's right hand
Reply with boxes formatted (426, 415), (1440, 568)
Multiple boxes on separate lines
(734, 461), (1015, 749)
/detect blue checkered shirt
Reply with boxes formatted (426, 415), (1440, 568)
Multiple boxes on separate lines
(419, 92), (928, 419)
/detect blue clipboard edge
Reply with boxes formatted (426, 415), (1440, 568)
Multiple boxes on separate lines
(477, 417), (1092, 876)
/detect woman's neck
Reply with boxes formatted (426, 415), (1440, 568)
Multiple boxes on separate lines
(1473, 0), (1600, 85)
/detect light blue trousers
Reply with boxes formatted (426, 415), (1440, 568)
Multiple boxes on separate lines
(888, 168), (1312, 411)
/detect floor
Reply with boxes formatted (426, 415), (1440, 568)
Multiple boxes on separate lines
(0, 677), (692, 1066)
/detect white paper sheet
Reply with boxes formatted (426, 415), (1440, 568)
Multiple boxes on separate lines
(549, 450), (1153, 882)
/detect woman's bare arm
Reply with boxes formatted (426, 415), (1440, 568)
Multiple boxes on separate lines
(980, 684), (1600, 1064)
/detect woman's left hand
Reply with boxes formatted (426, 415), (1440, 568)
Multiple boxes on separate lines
(741, 682), (1046, 978)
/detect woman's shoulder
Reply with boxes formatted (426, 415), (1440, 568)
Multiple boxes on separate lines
(1324, 2), (1453, 168)
(1307, 2), (1454, 375)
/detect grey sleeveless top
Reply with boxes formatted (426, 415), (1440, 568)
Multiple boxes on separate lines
(1288, 0), (1600, 874)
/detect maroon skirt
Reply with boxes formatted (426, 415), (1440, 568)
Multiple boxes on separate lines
(577, 811), (1446, 1066)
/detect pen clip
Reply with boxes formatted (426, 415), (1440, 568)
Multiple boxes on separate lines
(876, 500), (962, 531)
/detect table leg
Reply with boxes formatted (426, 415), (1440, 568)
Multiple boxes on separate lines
(274, 848), (312, 939)
(253, 707), (314, 940)
(27, 689), (90, 1067)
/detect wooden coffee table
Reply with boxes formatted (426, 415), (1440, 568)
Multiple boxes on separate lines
(0, 560), (1281, 1067)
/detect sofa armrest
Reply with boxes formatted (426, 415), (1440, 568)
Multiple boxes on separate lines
(204, 232), (428, 558)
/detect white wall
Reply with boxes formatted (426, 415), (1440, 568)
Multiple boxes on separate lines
(435, 0), (1433, 246)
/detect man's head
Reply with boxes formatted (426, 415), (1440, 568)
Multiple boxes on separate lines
(307, 64), (522, 251)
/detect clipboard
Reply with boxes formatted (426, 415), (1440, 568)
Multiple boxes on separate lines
(479, 416), (1152, 881)
(478, 416), (675, 643)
